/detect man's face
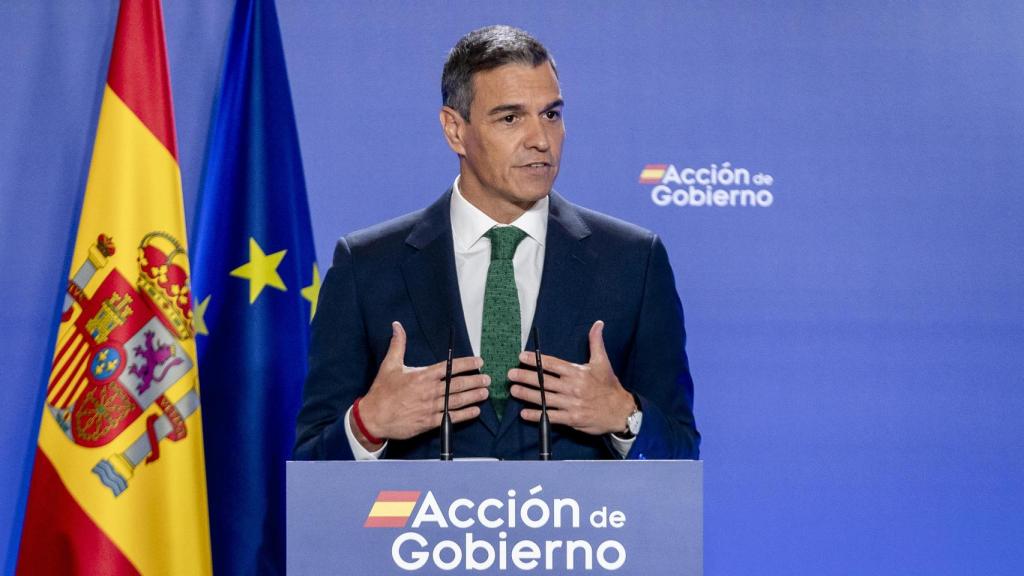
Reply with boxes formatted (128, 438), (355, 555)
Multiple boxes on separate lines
(444, 62), (564, 220)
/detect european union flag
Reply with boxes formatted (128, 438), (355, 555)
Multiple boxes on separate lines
(190, 0), (317, 574)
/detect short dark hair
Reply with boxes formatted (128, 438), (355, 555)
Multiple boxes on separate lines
(442, 25), (556, 121)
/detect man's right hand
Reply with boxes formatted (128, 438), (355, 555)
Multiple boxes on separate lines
(351, 321), (489, 450)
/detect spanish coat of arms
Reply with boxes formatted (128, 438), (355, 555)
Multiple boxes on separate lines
(48, 232), (200, 496)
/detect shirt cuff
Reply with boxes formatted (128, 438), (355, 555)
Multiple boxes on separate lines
(344, 405), (386, 460)
(609, 426), (639, 458)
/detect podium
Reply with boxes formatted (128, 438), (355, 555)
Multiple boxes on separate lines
(287, 460), (702, 575)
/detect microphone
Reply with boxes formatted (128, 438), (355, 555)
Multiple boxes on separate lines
(440, 326), (454, 461)
(533, 326), (551, 461)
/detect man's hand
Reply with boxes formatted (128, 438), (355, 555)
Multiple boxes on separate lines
(353, 322), (489, 450)
(509, 321), (635, 436)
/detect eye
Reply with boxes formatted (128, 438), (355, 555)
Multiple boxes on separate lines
(545, 110), (562, 120)
(501, 114), (517, 124)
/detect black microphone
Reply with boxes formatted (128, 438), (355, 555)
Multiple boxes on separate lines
(533, 326), (551, 461)
(440, 326), (454, 461)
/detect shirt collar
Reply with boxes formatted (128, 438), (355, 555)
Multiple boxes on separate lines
(450, 175), (549, 252)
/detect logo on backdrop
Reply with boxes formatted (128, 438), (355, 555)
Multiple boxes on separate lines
(640, 162), (775, 208)
(366, 486), (629, 572)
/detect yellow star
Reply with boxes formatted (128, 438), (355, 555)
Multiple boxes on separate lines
(193, 294), (211, 336)
(230, 238), (288, 304)
(301, 263), (322, 321)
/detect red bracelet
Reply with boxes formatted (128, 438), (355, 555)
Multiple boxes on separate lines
(352, 397), (384, 445)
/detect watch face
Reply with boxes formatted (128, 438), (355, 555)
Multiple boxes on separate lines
(628, 411), (643, 435)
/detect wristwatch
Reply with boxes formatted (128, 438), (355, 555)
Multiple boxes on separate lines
(617, 392), (643, 439)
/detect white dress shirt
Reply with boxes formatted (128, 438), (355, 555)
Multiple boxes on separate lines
(346, 177), (634, 459)
(450, 177), (547, 354)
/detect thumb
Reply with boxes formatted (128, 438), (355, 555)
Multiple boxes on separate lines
(384, 321), (407, 366)
(588, 320), (609, 365)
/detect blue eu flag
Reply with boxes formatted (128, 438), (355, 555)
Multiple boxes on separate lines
(190, 0), (317, 573)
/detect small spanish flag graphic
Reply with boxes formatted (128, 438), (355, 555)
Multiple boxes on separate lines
(639, 164), (668, 184)
(364, 491), (421, 528)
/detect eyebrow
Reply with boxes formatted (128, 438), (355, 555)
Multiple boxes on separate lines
(486, 98), (565, 117)
(542, 98), (565, 113)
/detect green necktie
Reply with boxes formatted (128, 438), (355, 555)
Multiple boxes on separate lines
(481, 226), (527, 420)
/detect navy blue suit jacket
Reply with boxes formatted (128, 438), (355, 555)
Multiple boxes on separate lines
(294, 190), (699, 460)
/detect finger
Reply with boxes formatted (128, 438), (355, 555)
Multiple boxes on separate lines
(509, 384), (572, 409)
(449, 373), (490, 393)
(517, 351), (576, 376)
(424, 356), (484, 380)
(429, 374), (490, 399)
(383, 321), (407, 367)
(588, 320), (609, 366)
(507, 367), (569, 394)
(507, 366), (539, 387)
(520, 408), (573, 426)
(428, 385), (483, 412)
(444, 387), (489, 411)
(434, 406), (482, 426)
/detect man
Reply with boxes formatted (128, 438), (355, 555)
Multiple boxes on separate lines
(294, 25), (699, 461)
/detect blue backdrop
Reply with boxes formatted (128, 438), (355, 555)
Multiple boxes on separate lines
(2, 1), (1022, 574)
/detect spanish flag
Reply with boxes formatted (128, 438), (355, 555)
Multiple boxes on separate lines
(364, 491), (422, 528)
(16, 1), (212, 574)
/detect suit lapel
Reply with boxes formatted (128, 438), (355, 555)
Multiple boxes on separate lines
(497, 191), (596, 440)
(401, 190), (499, 435)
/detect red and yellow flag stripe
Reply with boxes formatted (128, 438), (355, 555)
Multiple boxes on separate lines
(364, 491), (421, 528)
(639, 163), (668, 184)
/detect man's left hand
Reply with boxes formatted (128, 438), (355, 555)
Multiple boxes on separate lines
(509, 321), (635, 436)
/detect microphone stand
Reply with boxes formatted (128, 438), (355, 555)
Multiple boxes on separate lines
(533, 327), (551, 461)
(440, 327), (454, 461)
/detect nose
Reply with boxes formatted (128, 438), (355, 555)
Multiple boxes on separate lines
(524, 117), (550, 152)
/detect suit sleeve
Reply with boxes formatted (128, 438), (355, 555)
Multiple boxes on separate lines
(293, 237), (371, 460)
(620, 235), (701, 460)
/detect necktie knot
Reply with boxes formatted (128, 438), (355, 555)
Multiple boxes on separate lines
(485, 226), (527, 261)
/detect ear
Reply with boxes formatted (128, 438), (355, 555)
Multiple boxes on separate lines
(439, 106), (467, 156)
